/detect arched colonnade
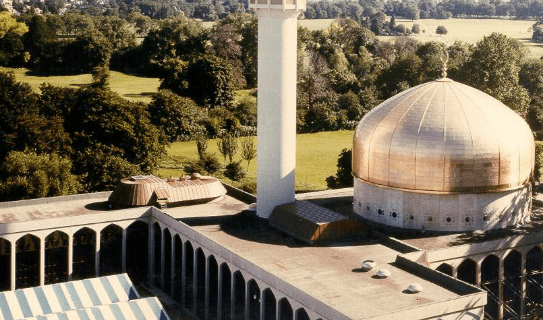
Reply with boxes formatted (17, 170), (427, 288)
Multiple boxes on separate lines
(0, 217), (322, 320)
(432, 245), (543, 320)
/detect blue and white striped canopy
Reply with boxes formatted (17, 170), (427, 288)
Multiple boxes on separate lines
(15, 297), (170, 320)
(0, 274), (142, 320)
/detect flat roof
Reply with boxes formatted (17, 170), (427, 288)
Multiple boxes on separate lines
(163, 196), (475, 319)
(0, 189), (484, 319)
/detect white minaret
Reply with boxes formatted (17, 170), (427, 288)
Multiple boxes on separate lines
(250, 0), (305, 218)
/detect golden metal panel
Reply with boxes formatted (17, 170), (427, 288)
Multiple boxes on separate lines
(353, 78), (535, 194)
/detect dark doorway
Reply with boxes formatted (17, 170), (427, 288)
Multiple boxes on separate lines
(196, 248), (206, 319)
(185, 241), (194, 309)
(99, 224), (122, 276)
(527, 247), (543, 307)
(278, 298), (293, 320)
(126, 221), (148, 284)
(436, 263), (453, 276)
(173, 235), (183, 301)
(153, 223), (162, 286)
(457, 259), (477, 285)
(220, 263), (232, 320)
(0, 238), (11, 291)
(73, 228), (96, 280)
(233, 271), (246, 320)
(164, 229), (172, 293)
(481, 255), (500, 320)
(208, 255), (219, 320)
(295, 308), (310, 320)
(504, 250), (522, 319)
(263, 288), (276, 320)
(44, 231), (69, 284)
(16, 234), (40, 289)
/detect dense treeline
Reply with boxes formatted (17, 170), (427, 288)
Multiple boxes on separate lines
(3, 9), (543, 199)
(6, 0), (543, 22)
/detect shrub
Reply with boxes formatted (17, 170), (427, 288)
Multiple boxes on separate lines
(199, 153), (221, 174)
(411, 23), (421, 34)
(224, 161), (245, 181)
(326, 149), (353, 189)
(436, 25), (448, 35)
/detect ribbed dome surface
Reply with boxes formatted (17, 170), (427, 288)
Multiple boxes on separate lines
(353, 78), (534, 193)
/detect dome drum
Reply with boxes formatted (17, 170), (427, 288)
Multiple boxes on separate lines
(353, 179), (531, 232)
(352, 78), (535, 232)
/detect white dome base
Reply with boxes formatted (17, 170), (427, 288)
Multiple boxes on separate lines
(353, 179), (531, 232)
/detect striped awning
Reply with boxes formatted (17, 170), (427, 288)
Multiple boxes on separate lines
(0, 274), (140, 320)
(16, 297), (170, 320)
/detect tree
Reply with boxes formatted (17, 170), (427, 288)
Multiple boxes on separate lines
(185, 55), (236, 109)
(147, 89), (206, 142)
(64, 30), (113, 71)
(411, 23), (421, 34)
(436, 25), (448, 35)
(217, 133), (238, 165)
(0, 12), (28, 39)
(0, 151), (81, 201)
(240, 137), (256, 170)
(326, 149), (353, 189)
(461, 33), (530, 114)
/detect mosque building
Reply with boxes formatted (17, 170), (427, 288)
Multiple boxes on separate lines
(0, 0), (542, 319)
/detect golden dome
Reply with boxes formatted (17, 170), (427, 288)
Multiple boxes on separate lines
(353, 78), (534, 193)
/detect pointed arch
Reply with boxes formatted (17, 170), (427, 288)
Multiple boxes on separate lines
(0, 238), (11, 291)
(16, 234), (40, 289)
(278, 297), (293, 320)
(195, 248), (206, 318)
(126, 220), (148, 284)
(233, 271), (246, 319)
(481, 254), (500, 320)
(163, 228), (172, 293)
(173, 234), (183, 302)
(208, 255), (219, 319)
(295, 308), (310, 320)
(527, 247), (543, 306)
(45, 230), (69, 284)
(263, 288), (276, 320)
(436, 263), (453, 276)
(504, 250), (522, 318)
(184, 241), (194, 309)
(73, 227), (96, 280)
(153, 222), (162, 286)
(220, 263), (232, 320)
(457, 258), (477, 285)
(248, 279), (260, 320)
(99, 224), (122, 276)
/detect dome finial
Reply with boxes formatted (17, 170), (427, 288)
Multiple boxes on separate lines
(440, 50), (449, 78)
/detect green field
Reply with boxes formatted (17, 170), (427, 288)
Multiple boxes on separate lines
(382, 18), (543, 59)
(4, 68), (161, 104)
(157, 130), (354, 193)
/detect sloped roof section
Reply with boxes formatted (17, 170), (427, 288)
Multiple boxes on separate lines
(108, 175), (227, 207)
(269, 201), (368, 243)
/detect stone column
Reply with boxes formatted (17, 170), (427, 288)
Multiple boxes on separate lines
(217, 266), (223, 319)
(520, 252), (527, 317)
(245, 281), (250, 320)
(148, 223), (154, 283)
(231, 272), (236, 320)
(181, 242), (186, 306)
(39, 237), (45, 286)
(170, 236), (175, 297)
(95, 231), (101, 277)
(260, 288), (265, 320)
(121, 228), (127, 273)
(67, 235), (73, 281)
(193, 250), (198, 314)
(499, 258), (504, 320)
(161, 229), (165, 289)
(10, 244), (15, 290)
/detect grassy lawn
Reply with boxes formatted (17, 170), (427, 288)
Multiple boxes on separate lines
(5, 68), (161, 104)
(157, 130), (354, 193)
(380, 18), (543, 59)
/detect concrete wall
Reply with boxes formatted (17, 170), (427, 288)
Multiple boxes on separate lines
(354, 179), (531, 232)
